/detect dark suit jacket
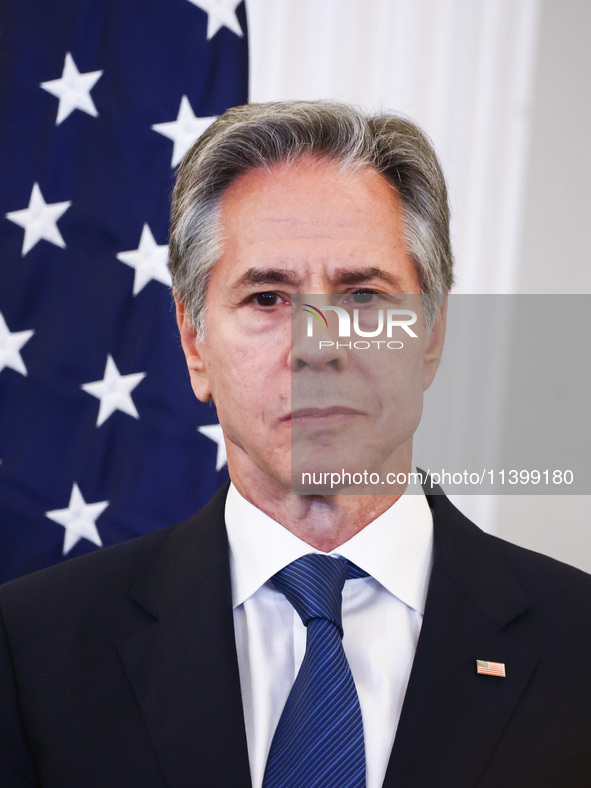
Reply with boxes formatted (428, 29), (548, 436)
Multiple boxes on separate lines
(1, 483), (591, 787)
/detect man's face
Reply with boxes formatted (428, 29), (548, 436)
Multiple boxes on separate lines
(176, 157), (446, 496)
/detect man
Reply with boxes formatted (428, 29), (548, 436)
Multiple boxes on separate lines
(1, 101), (590, 787)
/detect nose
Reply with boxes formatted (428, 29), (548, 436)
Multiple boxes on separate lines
(289, 307), (348, 371)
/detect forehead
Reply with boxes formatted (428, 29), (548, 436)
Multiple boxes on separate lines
(212, 156), (418, 290)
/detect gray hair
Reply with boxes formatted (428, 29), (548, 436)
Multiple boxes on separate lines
(169, 100), (454, 333)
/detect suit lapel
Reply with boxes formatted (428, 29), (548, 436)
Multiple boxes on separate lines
(383, 494), (538, 788)
(118, 484), (252, 788)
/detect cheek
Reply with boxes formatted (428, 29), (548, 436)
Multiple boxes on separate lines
(363, 347), (425, 427)
(370, 342), (425, 389)
(207, 340), (286, 425)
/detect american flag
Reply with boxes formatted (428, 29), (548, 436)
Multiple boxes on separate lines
(0, 0), (248, 584)
(476, 660), (506, 678)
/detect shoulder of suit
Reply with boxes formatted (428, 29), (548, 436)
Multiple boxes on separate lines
(0, 524), (172, 617)
(0, 484), (229, 627)
(0, 484), (228, 605)
(489, 528), (591, 597)
(432, 491), (591, 609)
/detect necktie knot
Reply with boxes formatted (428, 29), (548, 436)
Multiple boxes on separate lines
(271, 554), (367, 636)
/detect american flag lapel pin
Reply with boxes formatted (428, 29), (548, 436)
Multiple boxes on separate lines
(476, 659), (506, 677)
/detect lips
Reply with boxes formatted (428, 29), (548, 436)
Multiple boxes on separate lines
(286, 406), (365, 422)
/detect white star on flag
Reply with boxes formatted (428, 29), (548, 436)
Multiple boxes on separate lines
(0, 313), (34, 376)
(186, 0), (244, 39)
(117, 225), (171, 295)
(46, 483), (108, 555)
(82, 355), (146, 427)
(6, 183), (71, 256)
(152, 96), (216, 167)
(198, 423), (227, 470)
(40, 52), (103, 125)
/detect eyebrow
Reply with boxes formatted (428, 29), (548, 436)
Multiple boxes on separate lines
(232, 268), (301, 290)
(231, 266), (406, 291)
(332, 266), (406, 289)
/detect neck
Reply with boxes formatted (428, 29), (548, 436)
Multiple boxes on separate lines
(228, 455), (412, 552)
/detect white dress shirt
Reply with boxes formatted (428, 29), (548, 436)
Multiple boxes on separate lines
(225, 483), (433, 788)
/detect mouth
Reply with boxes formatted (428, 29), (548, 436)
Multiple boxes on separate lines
(284, 406), (366, 425)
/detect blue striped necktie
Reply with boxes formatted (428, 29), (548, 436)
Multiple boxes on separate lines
(262, 553), (367, 788)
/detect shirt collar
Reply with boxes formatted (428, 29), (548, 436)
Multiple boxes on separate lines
(225, 480), (433, 615)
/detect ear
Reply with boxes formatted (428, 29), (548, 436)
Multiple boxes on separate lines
(422, 293), (448, 391)
(174, 294), (213, 402)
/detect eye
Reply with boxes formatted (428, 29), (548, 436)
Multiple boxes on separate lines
(254, 292), (278, 306)
(250, 291), (284, 307)
(346, 289), (380, 304)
